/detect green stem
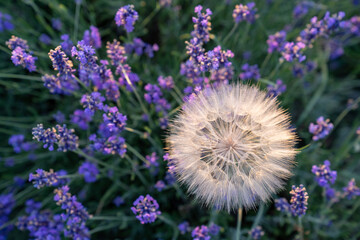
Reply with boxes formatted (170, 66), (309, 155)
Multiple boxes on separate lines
(141, 4), (161, 27)
(250, 203), (265, 230)
(260, 53), (272, 71)
(235, 207), (243, 240)
(298, 217), (304, 240)
(297, 54), (329, 126)
(0, 73), (42, 82)
(74, 1), (81, 42)
(223, 23), (238, 45)
(126, 144), (147, 164)
(0, 45), (11, 54)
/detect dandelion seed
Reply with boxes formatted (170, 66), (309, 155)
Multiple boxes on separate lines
(167, 84), (297, 211)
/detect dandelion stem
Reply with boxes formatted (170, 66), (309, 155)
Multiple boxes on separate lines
(260, 53), (272, 71)
(251, 203), (265, 230)
(235, 207), (243, 240)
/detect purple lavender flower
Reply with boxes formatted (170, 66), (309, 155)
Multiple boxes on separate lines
(209, 223), (220, 235)
(81, 92), (105, 115)
(280, 41), (306, 62)
(178, 221), (190, 234)
(71, 109), (92, 130)
(55, 124), (79, 152)
(311, 160), (337, 187)
(309, 116), (334, 141)
(78, 161), (99, 183)
(32, 124), (58, 151)
(192, 225), (210, 240)
(155, 180), (166, 192)
(8, 134), (25, 153)
(83, 26), (101, 49)
(6, 36), (29, 50)
(39, 34), (51, 45)
(29, 169), (59, 189)
(17, 210), (63, 240)
(249, 226), (264, 240)
(343, 178), (360, 199)
(131, 194), (161, 224)
(53, 111), (65, 123)
(192, 5), (212, 43)
(290, 184), (309, 217)
(113, 196), (124, 207)
(48, 46), (79, 92)
(103, 135), (127, 156)
(293, 2), (311, 19)
(107, 40), (127, 66)
(267, 31), (286, 53)
(51, 18), (62, 31)
(11, 46), (37, 72)
(42, 74), (64, 94)
(267, 79), (286, 97)
(158, 76), (174, 90)
(233, 2), (257, 24)
(125, 38), (159, 58)
(53, 185), (90, 239)
(115, 5), (139, 33)
(0, 12), (14, 32)
(60, 34), (74, 55)
(341, 16), (360, 36)
(102, 107), (127, 133)
(0, 193), (15, 239)
(145, 152), (159, 168)
(239, 63), (260, 81)
(275, 198), (290, 213)
(25, 199), (42, 214)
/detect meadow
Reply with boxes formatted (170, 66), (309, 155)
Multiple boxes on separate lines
(0, 0), (360, 239)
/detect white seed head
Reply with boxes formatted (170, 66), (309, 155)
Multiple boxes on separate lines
(167, 84), (297, 212)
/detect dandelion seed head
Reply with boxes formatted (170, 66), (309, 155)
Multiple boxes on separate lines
(167, 84), (297, 211)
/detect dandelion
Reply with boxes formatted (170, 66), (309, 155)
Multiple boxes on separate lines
(167, 84), (297, 211)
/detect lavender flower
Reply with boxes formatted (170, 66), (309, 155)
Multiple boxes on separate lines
(192, 5), (212, 43)
(32, 124), (79, 152)
(29, 169), (59, 189)
(113, 196), (124, 207)
(155, 180), (166, 192)
(101, 135), (127, 156)
(125, 38), (159, 58)
(309, 116), (334, 141)
(51, 18), (62, 31)
(341, 16), (360, 36)
(83, 26), (101, 49)
(71, 109), (92, 130)
(145, 152), (159, 168)
(343, 178), (360, 199)
(275, 198), (290, 213)
(209, 223), (220, 235)
(8, 134), (25, 153)
(81, 92), (106, 115)
(178, 221), (190, 234)
(39, 34), (51, 45)
(53, 111), (66, 123)
(158, 76), (174, 90)
(6, 36), (29, 50)
(267, 79), (286, 97)
(293, 2), (311, 19)
(267, 31), (286, 53)
(53, 186), (90, 239)
(102, 107), (127, 133)
(239, 63), (260, 81)
(115, 5), (139, 32)
(280, 41), (306, 62)
(78, 161), (99, 183)
(249, 226), (264, 240)
(233, 2), (257, 23)
(290, 184), (309, 217)
(0, 12), (14, 32)
(11, 46), (37, 72)
(107, 40), (127, 66)
(60, 34), (74, 55)
(131, 194), (161, 224)
(311, 160), (337, 187)
(192, 225), (210, 240)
